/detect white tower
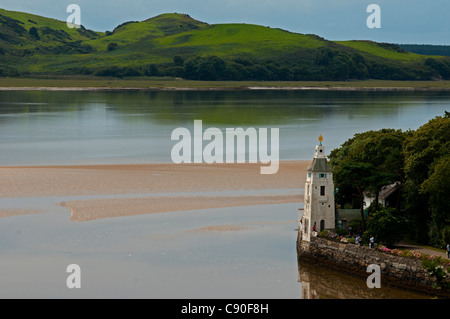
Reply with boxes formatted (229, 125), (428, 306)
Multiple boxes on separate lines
(301, 135), (335, 242)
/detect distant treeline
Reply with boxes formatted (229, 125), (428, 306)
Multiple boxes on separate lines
(399, 44), (450, 57)
(63, 48), (450, 81)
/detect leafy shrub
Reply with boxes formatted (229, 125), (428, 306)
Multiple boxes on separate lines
(94, 66), (140, 77)
(348, 219), (363, 232)
(168, 66), (185, 78)
(29, 27), (40, 40)
(40, 27), (71, 41)
(173, 55), (184, 66)
(94, 66), (124, 78)
(76, 26), (99, 39)
(0, 14), (26, 35)
(366, 207), (408, 248)
(335, 228), (348, 236)
(107, 42), (118, 51)
(143, 64), (159, 76)
(421, 258), (449, 289)
(122, 67), (141, 76)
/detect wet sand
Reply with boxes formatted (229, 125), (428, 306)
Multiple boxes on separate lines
(0, 209), (42, 218)
(0, 161), (307, 221)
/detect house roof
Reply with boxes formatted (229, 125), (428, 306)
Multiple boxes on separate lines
(307, 157), (333, 172)
(379, 183), (399, 200)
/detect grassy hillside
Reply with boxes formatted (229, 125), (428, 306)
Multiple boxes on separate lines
(86, 13), (208, 51)
(0, 8), (101, 51)
(335, 41), (424, 62)
(1, 9), (449, 81)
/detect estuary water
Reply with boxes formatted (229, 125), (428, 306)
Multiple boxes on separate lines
(0, 90), (449, 165)
(0, 89), (448, 299)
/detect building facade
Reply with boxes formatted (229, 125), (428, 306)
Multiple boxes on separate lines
(300, 137), (335, 243)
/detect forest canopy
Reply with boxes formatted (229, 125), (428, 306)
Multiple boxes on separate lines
(329, 112), (450, 248)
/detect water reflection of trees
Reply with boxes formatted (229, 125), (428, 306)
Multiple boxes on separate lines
(297, 246), (429, 299)
(1, 90), (446, 126)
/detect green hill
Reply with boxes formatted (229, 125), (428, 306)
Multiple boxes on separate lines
(1, 8), (449, 81)
(398, 44), (450, 57)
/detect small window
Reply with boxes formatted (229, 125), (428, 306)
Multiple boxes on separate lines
(320, 186), (325, 196)
(318, 173), (327, 178)
(308, 173), (311, 178)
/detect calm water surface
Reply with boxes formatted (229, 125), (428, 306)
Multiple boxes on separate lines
(0, 90), (448, 165)
(0, 90), (448, 298)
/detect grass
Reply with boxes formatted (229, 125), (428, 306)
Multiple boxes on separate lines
(154, 23), (326, 56)
(0, 8), (102, 47)
(336, 40), (429, 62)
(1, 9), (448, 77)
(85, 13), (208, 52)
(1, 77), (450, 89)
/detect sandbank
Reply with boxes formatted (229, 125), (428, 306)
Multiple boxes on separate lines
(0, 209), (42, 218)
(0, 161), (308, 221)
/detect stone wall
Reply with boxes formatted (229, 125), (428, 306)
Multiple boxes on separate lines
(297, 233), (449, 298)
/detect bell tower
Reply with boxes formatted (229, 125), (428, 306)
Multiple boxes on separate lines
(301, 135), (335, 243)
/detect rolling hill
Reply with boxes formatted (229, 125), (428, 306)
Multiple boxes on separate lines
(1, 8), (449, 81)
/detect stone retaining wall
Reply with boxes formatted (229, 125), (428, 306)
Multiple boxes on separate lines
(297, 233), (449, 297)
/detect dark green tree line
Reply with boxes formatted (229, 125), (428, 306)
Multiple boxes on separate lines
(329, 114), (449, 248)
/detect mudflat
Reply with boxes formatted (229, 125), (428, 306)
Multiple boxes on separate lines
(0, 161), (308, 221)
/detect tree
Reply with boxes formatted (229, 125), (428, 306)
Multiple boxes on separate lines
(29, 27), (40, 40)
(184, 57), (200, 79)
(122, 67), (141, 77)
(168, 66), (185, 78)
(331, 113), (449, 248)
(419, 154), (450, 248)
(425, 58), (450, 79)
(403, 113), (450, 244)
(329, 54), (351, 80)
(173, 55), (184, 66)
(366, 207), (408, 248)
(198, 59), (217, 80)
(184, 56), (227, 80)
(143, 64), (159, 76)
(330, 129), (408, 217)
(333, 161), (378, 230)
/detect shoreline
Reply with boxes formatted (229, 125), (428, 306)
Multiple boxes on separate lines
(1, 79), (450, 91)
(1, 86), (450, 92)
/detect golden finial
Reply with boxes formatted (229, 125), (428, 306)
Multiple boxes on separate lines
(319, 134), (323, 145)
